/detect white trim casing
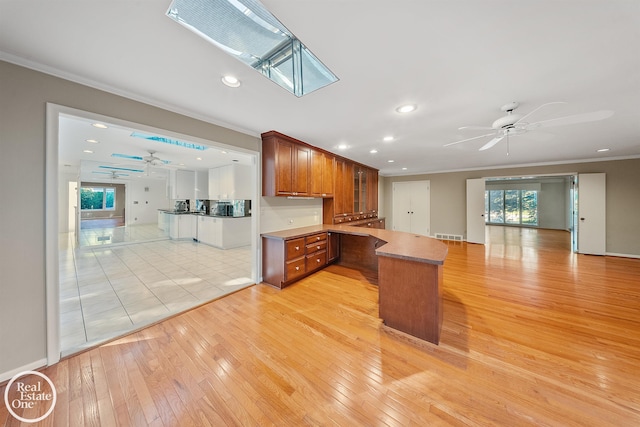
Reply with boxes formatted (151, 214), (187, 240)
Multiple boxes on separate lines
(46, 103), (61, 366)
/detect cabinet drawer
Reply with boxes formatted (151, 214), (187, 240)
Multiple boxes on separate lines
(306, 240), (327, 254)
(285, 257), (306, 281)
(305, 232), (327, 244)
(306, 250), (327, 270)
(286, 238), (305, 261)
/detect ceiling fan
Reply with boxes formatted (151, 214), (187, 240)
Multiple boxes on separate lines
(92, 170), (129, 179)
(142, 150), (168, 166)
(111, 150), (171, 165)
(109, 149), (173, 176)
(443, 101), (614, 153)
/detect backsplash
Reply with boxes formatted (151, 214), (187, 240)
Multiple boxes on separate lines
(260, 197), (322, 233)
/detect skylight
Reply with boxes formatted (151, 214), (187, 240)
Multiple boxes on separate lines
(130, 132), (209, 151)
(166, 0), (338, 97)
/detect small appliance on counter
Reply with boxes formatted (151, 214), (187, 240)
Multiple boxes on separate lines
(211, 200), (251, 217)
(174, 200), (189, 212)
(195, 199), (209, 214)
(232, 199), (251, 217)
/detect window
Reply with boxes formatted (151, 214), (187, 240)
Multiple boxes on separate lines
(485, 189), (537, 226)
(81, 187), (115, 211)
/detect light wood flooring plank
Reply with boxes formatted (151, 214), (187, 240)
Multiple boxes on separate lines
(2, 227), (639, 426)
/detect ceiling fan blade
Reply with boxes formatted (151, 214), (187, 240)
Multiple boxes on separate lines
(479, 135), (505, 151)
(443, 132), (496, 147)
(458, 125), (493, 131)
(514, 101), (567, 125)
(526, 110), (614, 129)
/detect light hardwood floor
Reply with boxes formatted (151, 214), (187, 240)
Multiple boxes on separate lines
(2, 227), (639, 426)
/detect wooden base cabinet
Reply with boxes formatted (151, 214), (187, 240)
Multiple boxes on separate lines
(262, 232), (330, 288)
(378, 256), (443, 344)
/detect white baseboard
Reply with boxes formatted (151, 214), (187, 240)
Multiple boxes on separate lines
(0, 358), (47, 383)
(606, 252), (640, 259)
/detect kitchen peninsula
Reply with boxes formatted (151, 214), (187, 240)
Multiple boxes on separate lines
(262, 224), (448, 344)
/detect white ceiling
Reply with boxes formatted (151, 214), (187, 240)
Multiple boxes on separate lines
(58, 113), (255, 182)
(1, 0), (639, 176)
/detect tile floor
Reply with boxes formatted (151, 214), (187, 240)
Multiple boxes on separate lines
(59, 227), (253, 356)
(78, 222), (169, 247)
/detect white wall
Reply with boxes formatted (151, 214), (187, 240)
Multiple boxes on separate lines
(260, 197), (323, 233)
(58, 170), (79, 232)
(126, 177), (171, 225)
(538, 180), (570, 230)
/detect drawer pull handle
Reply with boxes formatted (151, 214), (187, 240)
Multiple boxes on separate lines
(295, 266), (300, 271)
(317, 258), (321, 263)
(316, 237), (320, 241)
(295, 246), (299, 250)
(317, 245), (321, 250)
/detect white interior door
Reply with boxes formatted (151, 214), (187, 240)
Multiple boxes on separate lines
(466, 178), (486, 244)
(578, 173), (606, 255)
(392, 182), (412, 233)
(409, 181), (430, 236)
(392, 181), (430, 235)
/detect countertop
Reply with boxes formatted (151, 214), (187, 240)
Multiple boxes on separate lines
(261, 224), (448, 265)
(159, 210), (250, 218)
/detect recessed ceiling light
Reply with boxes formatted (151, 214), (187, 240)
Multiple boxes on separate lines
(402, 167), (408, 170)
(383, 136), (394, 142)
(370, 149), (378, 154)
(86, 139), (99, 143)
(337, 144), (348, 150)
(83, 150), (94, 154)
(596, 148), (610, 152)
(92, 123), (108, 129)
(388, 159), (395, 163)
(221, 150), (228, 154)
(221, 75), (241, 88)
(395, 104), (417, 114)
(196, 157), (202, 160)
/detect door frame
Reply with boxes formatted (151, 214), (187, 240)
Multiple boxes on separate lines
(471, 173), (580, 249)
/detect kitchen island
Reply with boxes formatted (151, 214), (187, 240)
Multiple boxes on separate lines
(160, 210), (251, 249)
(262, 225), (448, 344)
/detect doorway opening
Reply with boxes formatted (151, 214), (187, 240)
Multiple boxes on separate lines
(468, 174), (577, 251)
(47, 104), (260, 362)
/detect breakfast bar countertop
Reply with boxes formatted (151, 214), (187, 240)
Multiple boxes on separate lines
(261, 224), (448, 265)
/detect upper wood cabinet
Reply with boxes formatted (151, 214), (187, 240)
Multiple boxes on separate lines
(310, 149), (335, 197)
(333, 158), (354, 216)
(367, 168), (378, 214)
(263, 131), (379, 223)
(262, 132), (310, 197)
(353, 165), (368, 214)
